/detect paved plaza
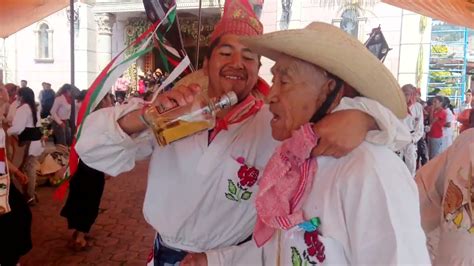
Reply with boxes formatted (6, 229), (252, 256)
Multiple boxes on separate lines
(21, 160), (154, 265)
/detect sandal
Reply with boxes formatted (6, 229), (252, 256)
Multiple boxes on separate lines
(73, 238), (92, 251)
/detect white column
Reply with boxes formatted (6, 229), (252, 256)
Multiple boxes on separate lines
(95, 13), (116, 72)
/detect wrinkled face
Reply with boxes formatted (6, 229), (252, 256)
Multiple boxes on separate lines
(268, 55), (337, 141)
(203, 34), (260, 101)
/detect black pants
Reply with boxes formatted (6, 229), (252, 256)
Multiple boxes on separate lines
(0, 184), (32, 265)
(60, 160), (105, 233)
(153, 237), (187, 266)
(417, 137), (429, 168)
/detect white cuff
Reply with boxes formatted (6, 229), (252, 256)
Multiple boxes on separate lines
(333, 97), (411, 151)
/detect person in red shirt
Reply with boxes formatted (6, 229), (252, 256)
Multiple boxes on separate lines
(427, 95), (447, 159)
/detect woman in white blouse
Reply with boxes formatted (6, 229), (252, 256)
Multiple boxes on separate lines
(441, 97), (454, 151)
(7, 87), (44, 204)
(50, 84), (73, 146)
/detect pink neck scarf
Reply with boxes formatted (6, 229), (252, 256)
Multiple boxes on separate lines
(254, 123), (319, 247)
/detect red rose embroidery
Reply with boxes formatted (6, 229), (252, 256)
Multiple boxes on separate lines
(238, 165), (259, 187)
(225, 157), (259, 202)
(304, 231), (326, 263)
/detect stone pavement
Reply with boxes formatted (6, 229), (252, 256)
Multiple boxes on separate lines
(21, 160), (154, 266)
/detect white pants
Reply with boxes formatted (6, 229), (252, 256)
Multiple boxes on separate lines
(400, 142), (417, 176)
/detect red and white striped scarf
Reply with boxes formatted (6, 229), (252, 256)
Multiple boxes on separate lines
(208, 78), (269, 142)
(254, 123), (319, 247)
(209, 95), (263, 142)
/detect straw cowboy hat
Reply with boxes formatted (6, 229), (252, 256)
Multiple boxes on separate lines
(39, 154), (62, 175)
(240, 22), (407, 119)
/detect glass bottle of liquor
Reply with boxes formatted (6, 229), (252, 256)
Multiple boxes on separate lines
(142, 91), (238, 146)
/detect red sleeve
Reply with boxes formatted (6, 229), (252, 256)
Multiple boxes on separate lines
(438, 110), (447, 124)
(434, 110), (447, 127)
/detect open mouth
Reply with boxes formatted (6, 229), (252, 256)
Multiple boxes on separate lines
(271, 113), (281, 124)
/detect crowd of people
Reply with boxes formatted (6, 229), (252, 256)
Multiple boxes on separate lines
(399, 85), (473, 176)
(0, 80), (122, 264)
(1, 0), (473, 265)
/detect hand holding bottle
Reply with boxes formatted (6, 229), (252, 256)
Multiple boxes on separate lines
(153, 83), (202, 113)
(118, 84), (202, 135)
(143, 87), (238, 146)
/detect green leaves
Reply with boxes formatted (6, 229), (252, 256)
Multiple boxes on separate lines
(225, 193), (237, 201)
(228, 180), (237, 195)
(291, 247), (302, 266)
(226, 179), (252, 202)
(241, 191), (252, 200)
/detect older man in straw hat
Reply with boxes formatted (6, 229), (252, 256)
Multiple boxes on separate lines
(76, 1), (412, 264)
(192, 22), (430, 265)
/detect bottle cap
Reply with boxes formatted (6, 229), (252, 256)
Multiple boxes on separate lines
(218, 91), (238, 109)
(224, 91), (239, 107)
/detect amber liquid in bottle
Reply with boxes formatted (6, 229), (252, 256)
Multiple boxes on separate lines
(143, 91), (238, 146)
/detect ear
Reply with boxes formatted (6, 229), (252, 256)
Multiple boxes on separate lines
(202, 58), (209, 76)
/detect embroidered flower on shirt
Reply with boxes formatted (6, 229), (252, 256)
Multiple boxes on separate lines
(290, 217), (326, 265)
(225, 157), (259, 202)
(304, 230), (326, 263)
(238, 165), (259, 187)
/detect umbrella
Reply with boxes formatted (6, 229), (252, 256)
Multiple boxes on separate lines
(382, 0), (474, 29)
(0, 0), (70, 38)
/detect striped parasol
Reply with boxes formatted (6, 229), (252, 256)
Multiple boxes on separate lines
(382, 0), (474, 29)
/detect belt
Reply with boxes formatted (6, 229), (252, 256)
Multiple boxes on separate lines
(153, 234), (253, 266)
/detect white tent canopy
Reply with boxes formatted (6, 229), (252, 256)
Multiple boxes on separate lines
(382, 0), (474, 29)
